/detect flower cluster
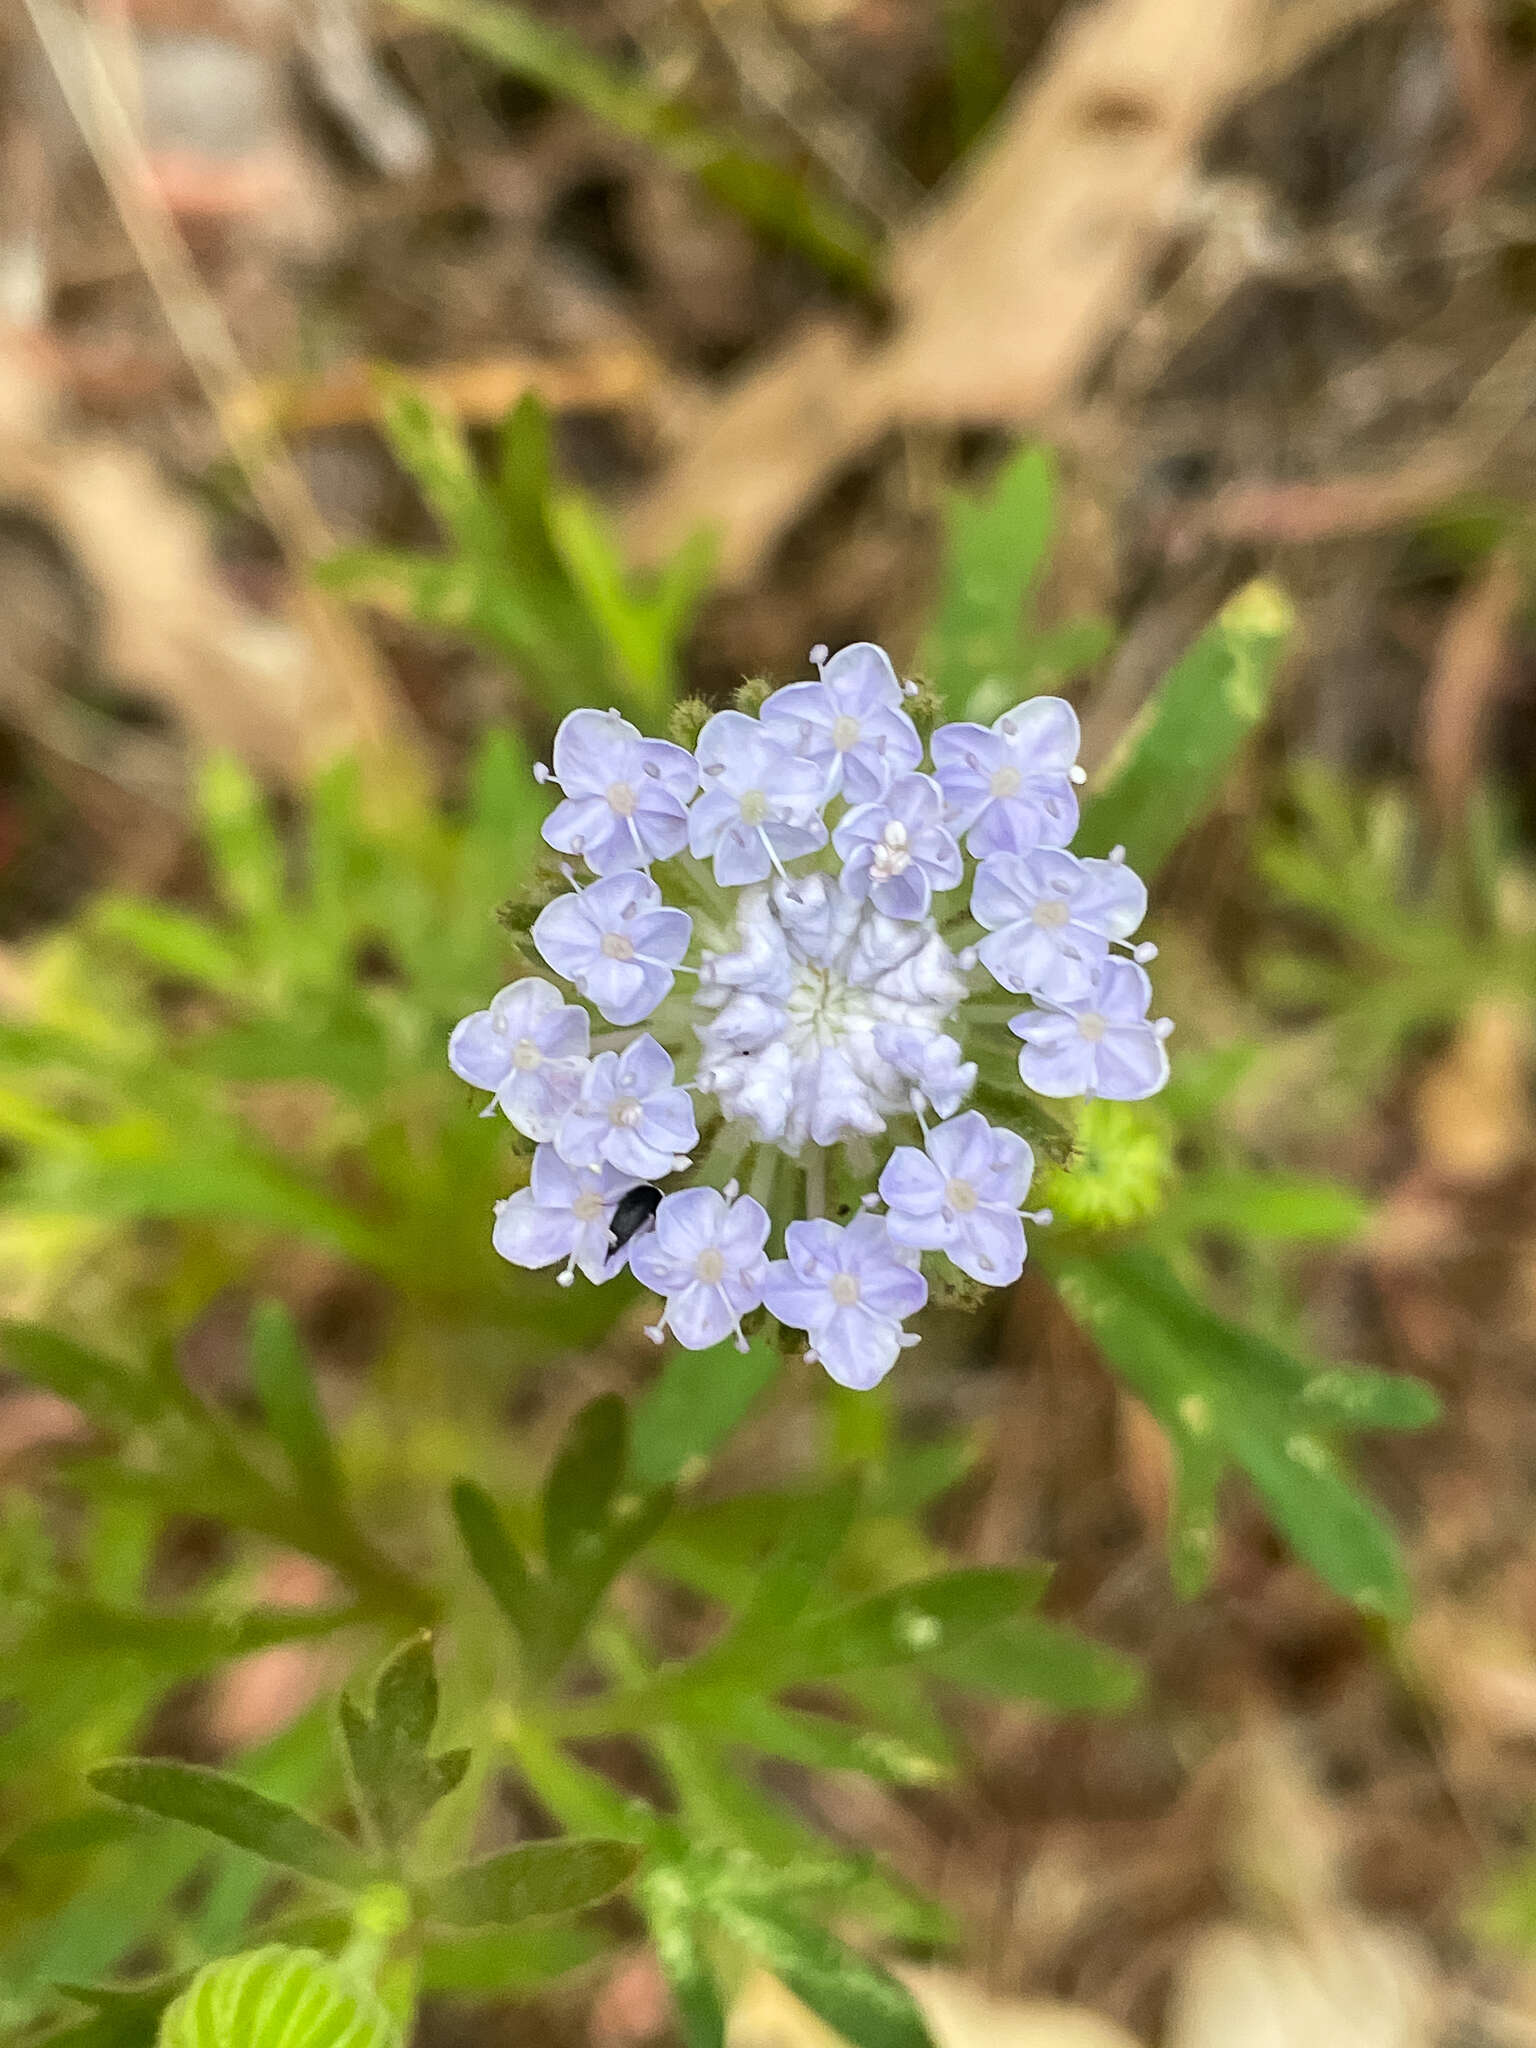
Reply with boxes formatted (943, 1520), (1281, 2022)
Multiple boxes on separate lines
(450, 643), (1172, 1389)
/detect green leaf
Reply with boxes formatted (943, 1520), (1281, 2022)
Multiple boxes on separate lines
(786, 1569), (1039, 1678)
(249, 1303), (343, 1512)
(630, 1337), (780, 1487)
(714, 1905), (936, 2048)
(450, 1480), (538, 1640)
(926, 1616), (1142, 1713)
(2, 1323), (166, 1430)
(380, 0), (880, 292)
(420, 1838), (642, 1928)
(543, 1395), (628, 1574)
(89, 898), (247, 994)
(339, 1636), (470, 1853)
(34, 1980), (175, 2048)
(732, 1475), (861, 1640)
(923, 445), (1058, 715)
(1296, 1367), (1441, 1432)
(1076, 579), (1293, 877)
(547, 492), (711, 724)
(642, 1876), (726, 2048)
(156, 1947), (398, 2048)
(418, 1923), (610, 1994)
(373, 373), (502, 556)
(88, 1762), (372, 1891)
(1053, 1246), (1415, 1619)
(697, 1696), (953, 1785)
(1159, 1171), (1370, 1243)
(198, 755), (286, 931)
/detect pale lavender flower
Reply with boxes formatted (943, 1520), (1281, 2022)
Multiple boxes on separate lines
(873, 1025), (976, 1120)
(492, 1147), (636, 1285)
(972, 846), (1148, 1002)
(457, 637), (1169, 1388)
(764, 1214), (927, 1390)
(833, 773), (963, 921)
(760, 641), (922, 804)
(538, 707), (698, 874)
(879, 1111), (1034, 1286)
(630, 1186), (770, 1351)
(687, 711), (828, 886)
(931, 698), (1082, 857)
(1010, 957), (1172, 1100)
(448, 976), (590, 1140)
(556, 1034), (698, 1179)
(533, 870), (691, 1026)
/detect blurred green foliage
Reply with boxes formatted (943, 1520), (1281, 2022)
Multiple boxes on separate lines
(0, 415), (1441, 2047)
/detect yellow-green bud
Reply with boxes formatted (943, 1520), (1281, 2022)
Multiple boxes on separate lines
(1041, 1100), (1172, 1230)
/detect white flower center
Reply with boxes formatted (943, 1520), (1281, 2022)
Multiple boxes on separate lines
(571, 1191), (605, 1222)
(990, 765), (1022, 798)
(601, 932), (635, 960)
(695, 1247), (725, 1284)
(830, 1272), (861, 1306)
(869, 820), (911, 880)
(738, 789), (769, 826)
(609, 1094), (643, 1127)
(1031, 897), (1070, 929)
(512, 1037), (542, 1071)
(1077, 1012), (1107, 1042)
(693, 882), (966, 1153)
(606, 780), (638, 817)
(945, 1177), (979, 1214)
(831, 714), (861, 752)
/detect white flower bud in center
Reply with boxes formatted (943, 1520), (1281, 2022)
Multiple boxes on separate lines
(945, 1177), (979, 1214)
(869, 819), (912, 880)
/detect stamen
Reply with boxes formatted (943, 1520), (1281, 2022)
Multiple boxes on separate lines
(713, 1284), (749, 1353)
(809, 642), (828, 668)
(644, 1322), (666, 1344)
(1108, 845), (1127, 865)
(1132, 941), (1159, 963)
(534, 762), (552, 784)
(1069, 765), (1087, 784)
(757, 828), (791, 883)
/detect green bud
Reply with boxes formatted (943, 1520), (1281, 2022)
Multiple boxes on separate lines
(497, 855), (571, 935)
(668, 697), (713, 748)
(901, 676), (947, 731)
(732, 675), (776, 716)
(1041, 1100), (1172, 1230)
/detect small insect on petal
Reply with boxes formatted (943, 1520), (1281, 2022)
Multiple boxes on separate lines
(609, 1184), (664, 1257)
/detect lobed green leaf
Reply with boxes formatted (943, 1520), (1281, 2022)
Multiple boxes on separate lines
(88, 1762), (372, 1892)
(420, 1837), (642, 1928)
